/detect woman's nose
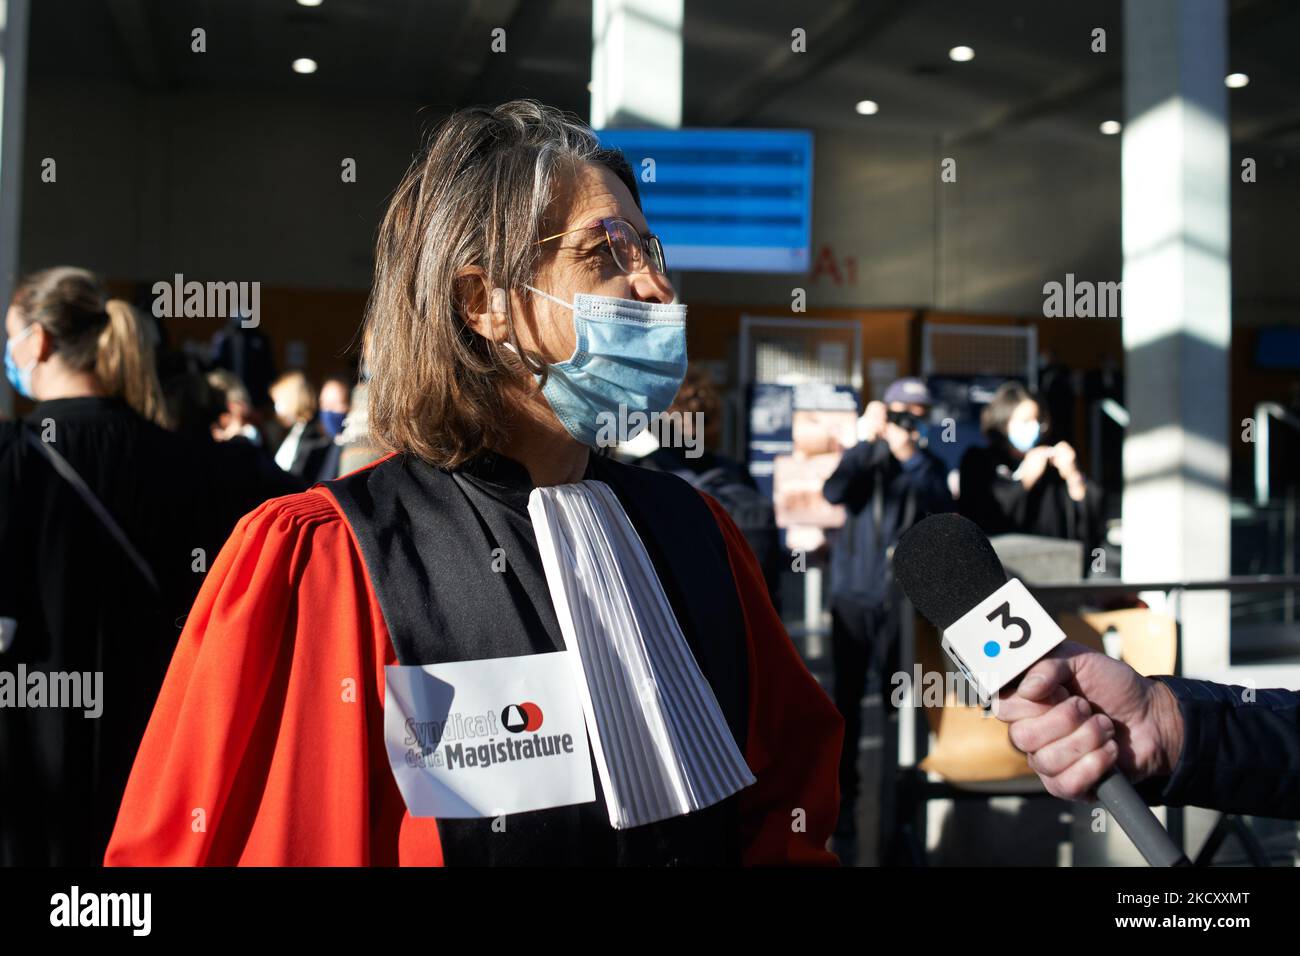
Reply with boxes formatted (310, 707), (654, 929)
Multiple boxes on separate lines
(628, 267), (677, 304)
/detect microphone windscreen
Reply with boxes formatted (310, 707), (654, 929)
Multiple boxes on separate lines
(893, 513), (1008, 630)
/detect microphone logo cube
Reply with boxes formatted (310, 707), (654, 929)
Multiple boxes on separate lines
(940, 578), (1066, 702)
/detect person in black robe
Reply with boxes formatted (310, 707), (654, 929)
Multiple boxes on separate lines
(958, 380), (1103, 567)
(0, 267), (301, 866)
(639, 364), (783, 608)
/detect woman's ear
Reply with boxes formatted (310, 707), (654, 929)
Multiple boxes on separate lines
(20, 323), (55, 369)
(455, 266), (509, 344)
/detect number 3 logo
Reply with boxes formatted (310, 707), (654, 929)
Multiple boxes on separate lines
(984, 601), (1031, 657)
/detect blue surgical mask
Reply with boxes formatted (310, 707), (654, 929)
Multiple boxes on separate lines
(4, 325), (37, 399)
(1008, 419), (1041, 453)
(319, 410), (347, 438)
(522, 285), (687, 447)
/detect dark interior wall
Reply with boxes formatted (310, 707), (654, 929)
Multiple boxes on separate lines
(16, 71), (1298, 478)
(19, 77), (433, 289)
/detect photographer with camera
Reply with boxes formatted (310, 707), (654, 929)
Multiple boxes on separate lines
(820, 377), (953, 863)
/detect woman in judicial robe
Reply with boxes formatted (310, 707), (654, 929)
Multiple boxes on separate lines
(105, 99), (843, 866)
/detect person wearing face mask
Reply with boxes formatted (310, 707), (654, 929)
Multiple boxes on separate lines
(106, 100), (842, 868)
(317, 376), (351, 442)
(819, 378), (953, 863)
(0, 267), (298, 865)
(309, 375), (352, 482)
(957, 381), (1104, 564)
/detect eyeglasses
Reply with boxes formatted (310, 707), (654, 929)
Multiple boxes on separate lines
(536, 216), (667, 275)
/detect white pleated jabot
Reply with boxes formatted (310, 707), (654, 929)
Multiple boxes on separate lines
(528, 480), (756, 830)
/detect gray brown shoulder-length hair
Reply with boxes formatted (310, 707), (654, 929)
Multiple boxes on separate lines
(362, 98), (641, 468)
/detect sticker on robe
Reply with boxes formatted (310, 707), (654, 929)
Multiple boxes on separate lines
(383, 651), (596, 818)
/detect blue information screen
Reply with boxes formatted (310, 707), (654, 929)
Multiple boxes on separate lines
(595, 128), (813, 274)
(1255, 327), (1300, 370)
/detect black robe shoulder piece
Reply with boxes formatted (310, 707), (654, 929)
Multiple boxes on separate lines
(323, 450), (750, 865)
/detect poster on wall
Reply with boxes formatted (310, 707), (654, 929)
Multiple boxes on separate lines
(748, 382), (859, 551)
(924, 374), (1010, 473)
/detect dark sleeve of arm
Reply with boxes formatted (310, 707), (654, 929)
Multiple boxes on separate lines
(214, 441), (306, 517)
(821, 439), (888, 509)
(1073, 476), (1105, 550)
(0, 424), (24, 629)
(0, 424), (18, 625)
(900, 452), (954, 516)
(959, 448), (1029, 532)
(1134, 677), (1300, 819)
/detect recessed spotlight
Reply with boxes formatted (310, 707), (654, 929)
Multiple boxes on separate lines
(1099, 120), (1122, 135)
(292, 58), (318, 74)
(949, 46), (975, 62)
(297, 0), (323, 7)
(1225, 72), (1249, 89)
(855, 99), (879, 115)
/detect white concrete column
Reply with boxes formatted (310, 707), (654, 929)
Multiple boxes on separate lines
(590, 0), (682, 129)
(0, 0), (30, 417)
(1121, 0), (1232, 675)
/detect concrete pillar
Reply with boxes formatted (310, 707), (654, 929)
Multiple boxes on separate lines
(0, 0), (30, 417)
(1121, 0), (1232, 676)
(590, 0), (682, 129)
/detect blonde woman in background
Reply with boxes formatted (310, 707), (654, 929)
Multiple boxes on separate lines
(270, 370), (331, 477)
(207, 368), (262, 446)
(0, 266), (294, 865)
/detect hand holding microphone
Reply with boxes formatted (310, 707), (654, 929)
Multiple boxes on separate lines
(994, 642), (1186, 803)
(893, 513), (1191, 866)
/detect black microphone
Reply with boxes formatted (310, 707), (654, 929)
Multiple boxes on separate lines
(893, 512), (1190, 868)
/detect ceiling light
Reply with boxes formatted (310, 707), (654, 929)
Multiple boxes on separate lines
(292, 58), (318, 74)
(297, 0), (323, 7)
(855, 100), (879, 115)
(1225, 72), (1249, 89)
(1099, 120), (1122, 135)
(948, 46), (975, 62)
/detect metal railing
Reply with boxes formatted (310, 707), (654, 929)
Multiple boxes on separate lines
(1030, 574), (1300, 600)
(894, 576), (1300, 866)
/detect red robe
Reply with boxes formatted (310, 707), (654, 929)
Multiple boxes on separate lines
(104, 476), (843, 866)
